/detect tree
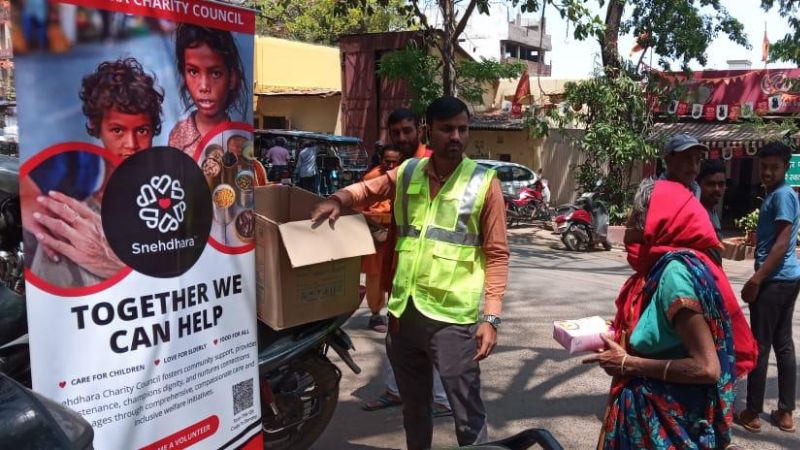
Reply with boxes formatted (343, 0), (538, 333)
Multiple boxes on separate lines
(337, 1), (508, 96)
(762, 1), (800, 63)
(510, 0), (747, 77)
(377, 45), (524, 115)
(256, 0), (410, 46)
(548, 73), (668, 223)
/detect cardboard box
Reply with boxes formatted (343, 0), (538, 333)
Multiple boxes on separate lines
(553, 316), (612, 354)
(254, 185), (375, 329)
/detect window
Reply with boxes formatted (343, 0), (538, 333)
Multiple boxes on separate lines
(495, 166), (514, 182)
(512, 166), (533, 182)
(263, 116), (288, 129)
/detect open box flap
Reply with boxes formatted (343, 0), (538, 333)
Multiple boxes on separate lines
(278, 214), (376, 268)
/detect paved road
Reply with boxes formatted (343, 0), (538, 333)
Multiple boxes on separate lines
(315, 228), (800, 449)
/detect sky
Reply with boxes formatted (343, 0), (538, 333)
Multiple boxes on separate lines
(513, 0), (798, 79)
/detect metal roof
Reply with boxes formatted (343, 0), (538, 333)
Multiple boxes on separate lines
(469, 113), (526, 131)
(254, 86), (340, 97)
(649, 121), (800, 150)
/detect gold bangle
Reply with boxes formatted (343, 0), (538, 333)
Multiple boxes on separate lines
(662, 360), (672, 381)
(620, 354), (629, 374)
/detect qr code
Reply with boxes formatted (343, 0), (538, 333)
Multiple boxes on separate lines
(232, 379), (254, 415)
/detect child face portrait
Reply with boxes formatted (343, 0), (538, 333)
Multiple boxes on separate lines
(184, 43), (237, 121)
(99, 108), (155, 159)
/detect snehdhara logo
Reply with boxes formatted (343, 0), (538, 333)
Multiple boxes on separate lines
(103, 147), (212, 278)
(137, 175), (187, 233)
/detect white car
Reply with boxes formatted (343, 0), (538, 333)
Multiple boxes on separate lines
(475, 160), (539, 196)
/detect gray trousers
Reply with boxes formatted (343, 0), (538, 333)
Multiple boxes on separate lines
(386, 298), (487, 450)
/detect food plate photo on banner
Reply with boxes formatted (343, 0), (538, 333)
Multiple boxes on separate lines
(12, 1), (262, 448)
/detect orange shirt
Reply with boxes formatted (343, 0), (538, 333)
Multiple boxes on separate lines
(360, 165), (392, 224)
(415, 143), (433, 158)
(334, 158), (509, 316)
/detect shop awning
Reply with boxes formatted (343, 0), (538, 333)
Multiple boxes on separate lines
(650, 121), (800, 150)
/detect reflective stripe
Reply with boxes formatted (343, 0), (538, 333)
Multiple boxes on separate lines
(455, 164), (489, 231)
(399, 158), (422, 226)
(397, 225), (421, 238)
(425, 227), (482, 247)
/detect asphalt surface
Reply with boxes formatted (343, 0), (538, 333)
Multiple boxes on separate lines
(314, 227), (800, 449)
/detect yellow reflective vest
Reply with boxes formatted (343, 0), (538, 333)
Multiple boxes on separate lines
(389, 157), (496, 324)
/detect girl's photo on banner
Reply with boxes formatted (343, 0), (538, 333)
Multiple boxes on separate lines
(13, 1), (262, 449)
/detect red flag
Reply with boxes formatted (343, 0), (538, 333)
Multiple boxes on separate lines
(511, 67), (530, 118)
(762, 29), (769, 62)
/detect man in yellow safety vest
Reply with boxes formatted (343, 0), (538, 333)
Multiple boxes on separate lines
(311, 96), (509, 448)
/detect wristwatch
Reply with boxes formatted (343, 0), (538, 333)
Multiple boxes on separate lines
(482, 315), (501, 329)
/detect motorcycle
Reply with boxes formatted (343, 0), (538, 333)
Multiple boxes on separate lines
(553, 181), (612, 252)
(0, 155), (360, 450)
(257, 311), (361, 450)
(504, 183), (551, 227)
(0, 156), (93, 450)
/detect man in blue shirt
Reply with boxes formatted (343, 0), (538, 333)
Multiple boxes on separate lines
(738, 141), (800, 434)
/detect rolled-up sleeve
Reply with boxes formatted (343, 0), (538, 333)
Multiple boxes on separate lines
(480, 178), (509, 316)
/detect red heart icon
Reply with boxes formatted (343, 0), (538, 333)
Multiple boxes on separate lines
(58, 381), (66, 388)
(213, 339), (219, 345)
(154, 359), (161, 366)
(158, 198), (171, 210)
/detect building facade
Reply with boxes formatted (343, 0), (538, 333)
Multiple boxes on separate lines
(253, 36), (342, 134)
(424, 2), (552, 75)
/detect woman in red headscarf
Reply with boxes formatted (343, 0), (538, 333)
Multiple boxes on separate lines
(583, 179), (757, 449)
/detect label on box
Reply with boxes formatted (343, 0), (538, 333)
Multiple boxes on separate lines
(296, 261), (348, 303)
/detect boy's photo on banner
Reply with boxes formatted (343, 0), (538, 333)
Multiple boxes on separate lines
(13, 1), (262, 449)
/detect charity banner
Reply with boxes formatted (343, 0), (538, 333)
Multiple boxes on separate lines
(654, 68), (800, 118)
(13, 1), (262, 448)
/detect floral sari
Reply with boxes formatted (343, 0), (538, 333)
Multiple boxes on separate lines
(600, 251), (735, 449)
(598, 180), (756, 449)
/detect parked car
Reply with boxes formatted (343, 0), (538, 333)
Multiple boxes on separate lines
(254, 129), (369, 195)
(475, 160), (539, 196)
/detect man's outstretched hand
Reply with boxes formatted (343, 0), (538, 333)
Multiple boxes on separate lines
(310, 199), (342, 228)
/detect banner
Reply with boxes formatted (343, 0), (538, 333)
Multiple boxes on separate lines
(655, 68), (800, 118)
(13, 1), (261, 449)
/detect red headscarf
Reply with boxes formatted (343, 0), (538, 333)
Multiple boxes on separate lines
(613, 180), (757, 382)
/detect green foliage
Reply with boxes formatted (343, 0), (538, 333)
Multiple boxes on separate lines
(377, 46), (525, 115)
(762, 1), (800, 63)
(746, 114), (800, 151)
(376, 46), (441, 116)
(550, 73), (661, 224)
(456, 59), (526, 106)
(608, 203), (632, 227)
(510, 0), (747, 72)
(620, 0), (748, 71)
(255, 0), (411, 45)
(735, 208), (760, 234)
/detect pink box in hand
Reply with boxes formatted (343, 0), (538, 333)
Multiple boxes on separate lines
(553, 316), (613, 354)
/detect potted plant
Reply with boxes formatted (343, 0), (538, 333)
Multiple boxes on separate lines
(735, 209), (759, 246)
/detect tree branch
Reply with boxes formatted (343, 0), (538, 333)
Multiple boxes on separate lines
(410, 0), (434, 32)
(453, 0), (479, 41)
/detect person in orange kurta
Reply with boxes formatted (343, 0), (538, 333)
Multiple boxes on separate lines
(361, 146), (402, 331)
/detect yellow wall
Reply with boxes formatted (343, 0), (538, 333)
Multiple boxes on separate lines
(466, 128), (587, 205)
(467, 130), (537, 170)
(254, 36), (341, 91)
(256, 95), (342, 134)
